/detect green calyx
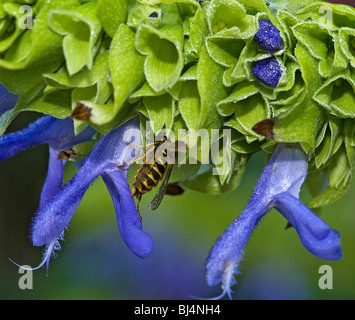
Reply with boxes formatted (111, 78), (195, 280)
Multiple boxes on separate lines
(0, 0), (354, 205)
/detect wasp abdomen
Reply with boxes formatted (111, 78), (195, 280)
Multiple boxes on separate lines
(132, 159), (168, 197)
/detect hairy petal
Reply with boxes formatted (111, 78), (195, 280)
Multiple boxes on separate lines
(274, 192), (342, 260)
(206, 144), (307, 289)
(252, 144), (308, 199)
(205, 200), (266, 288)
(31, 117), (143, 248)
(39, 146), (65, 208)
(0, 117), (47, 159)
(205, 144), (341, 298)
(31, 160), (101, 246)
(102, 170), (153, 258)
(0, 115), (95, 159)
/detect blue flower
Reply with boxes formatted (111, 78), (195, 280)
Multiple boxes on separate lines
(0, 83), (18, 117)
(205, 143), (342, 299)
(14, 116), (153, 273)
(0, 115), (96, 207)
(252, 57), (282, 87)
(254, 19), (284, 53)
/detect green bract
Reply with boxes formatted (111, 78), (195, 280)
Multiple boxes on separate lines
(0, 0), (354, 205)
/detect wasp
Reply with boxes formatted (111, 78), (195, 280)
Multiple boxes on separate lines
(118, 136), (184, 220)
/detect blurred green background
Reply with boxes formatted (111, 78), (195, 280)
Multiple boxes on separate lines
(0, 112), (354, 300)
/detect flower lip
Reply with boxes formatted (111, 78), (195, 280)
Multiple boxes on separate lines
(205, 143), (342, 299)
(254, 19), (284, 53)
(0, 115), (96, 160)
(30, 117), (154, 260)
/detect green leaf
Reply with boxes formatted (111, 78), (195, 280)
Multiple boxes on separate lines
(178, 80), (201, 130)
(138, 0), (200, 10)
(225, 117), (259, 143)
(212, 142), (235, 185)
(206, 0), (256, 38)
(344, 118), (355, 167)
(129, 81), (166, 103)
(315, 118), (342, 168)
(44, 50), (111, 96)
(197, 43), (229, 132)
(0, 2), (26, 52)
(0, 88), (72, 135)
(218, 80), (270, 139)
(86, 101), (140, 135)
(189, 7), (209, 56)
(272, 43), (326, 151)
(127, 2), (161, 30)
(48, 2), (103, 75)
(206, 35), (245, 68)
(292, 22), (330, 61)
(0, 81), (45, 135)
(217, 81), (259, 116)
(297, 2), (355, 30)
(97, 0), (128, 38)
(314, 70), (355, 118)
(271, 62), (305, 112)
(109, 23), (145, 122)
(308, 145), (352, 208)
(205, 32), (248, 86)
(0, 0), (80, 94)
(234, 0), (268, 14)
(142, 93), (175, 133)
(136, 24), (184, 92)
(231, 138), (262, 154)
(26, 89), (73, 117)
(339, 28), (355, 68)
(292, 21), (348, 77)
(44, 50), (112, 132)
(180, 152), (249, 193)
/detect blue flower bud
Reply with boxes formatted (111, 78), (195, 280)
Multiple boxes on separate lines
(254, 19), (284, 53)
(252, 57), (282, 87)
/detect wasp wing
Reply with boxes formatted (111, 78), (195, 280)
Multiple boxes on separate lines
(148, 164), (174, 210)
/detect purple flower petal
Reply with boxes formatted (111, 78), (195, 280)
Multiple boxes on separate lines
(39, 146), (65, 207)
(30, 117), (153, 260)
(205, 199), (264, 298)
(252, 57), (282, 87)
(0, 115), (96, 233)
(102, 170), (153, 258)
(0, 115), (95, 159)
(254, 19), (284, 53)
(205, 144), (342, 299)
(274, 192), (342, 260)
(31, 158), (101, 246)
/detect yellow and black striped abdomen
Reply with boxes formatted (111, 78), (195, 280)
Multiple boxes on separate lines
(131, 152), (168, 197)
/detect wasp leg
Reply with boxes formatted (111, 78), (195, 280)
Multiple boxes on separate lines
(136, 194), (143, 221)
(117, 143), (157, 168)
(125, 141), (157, 148)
